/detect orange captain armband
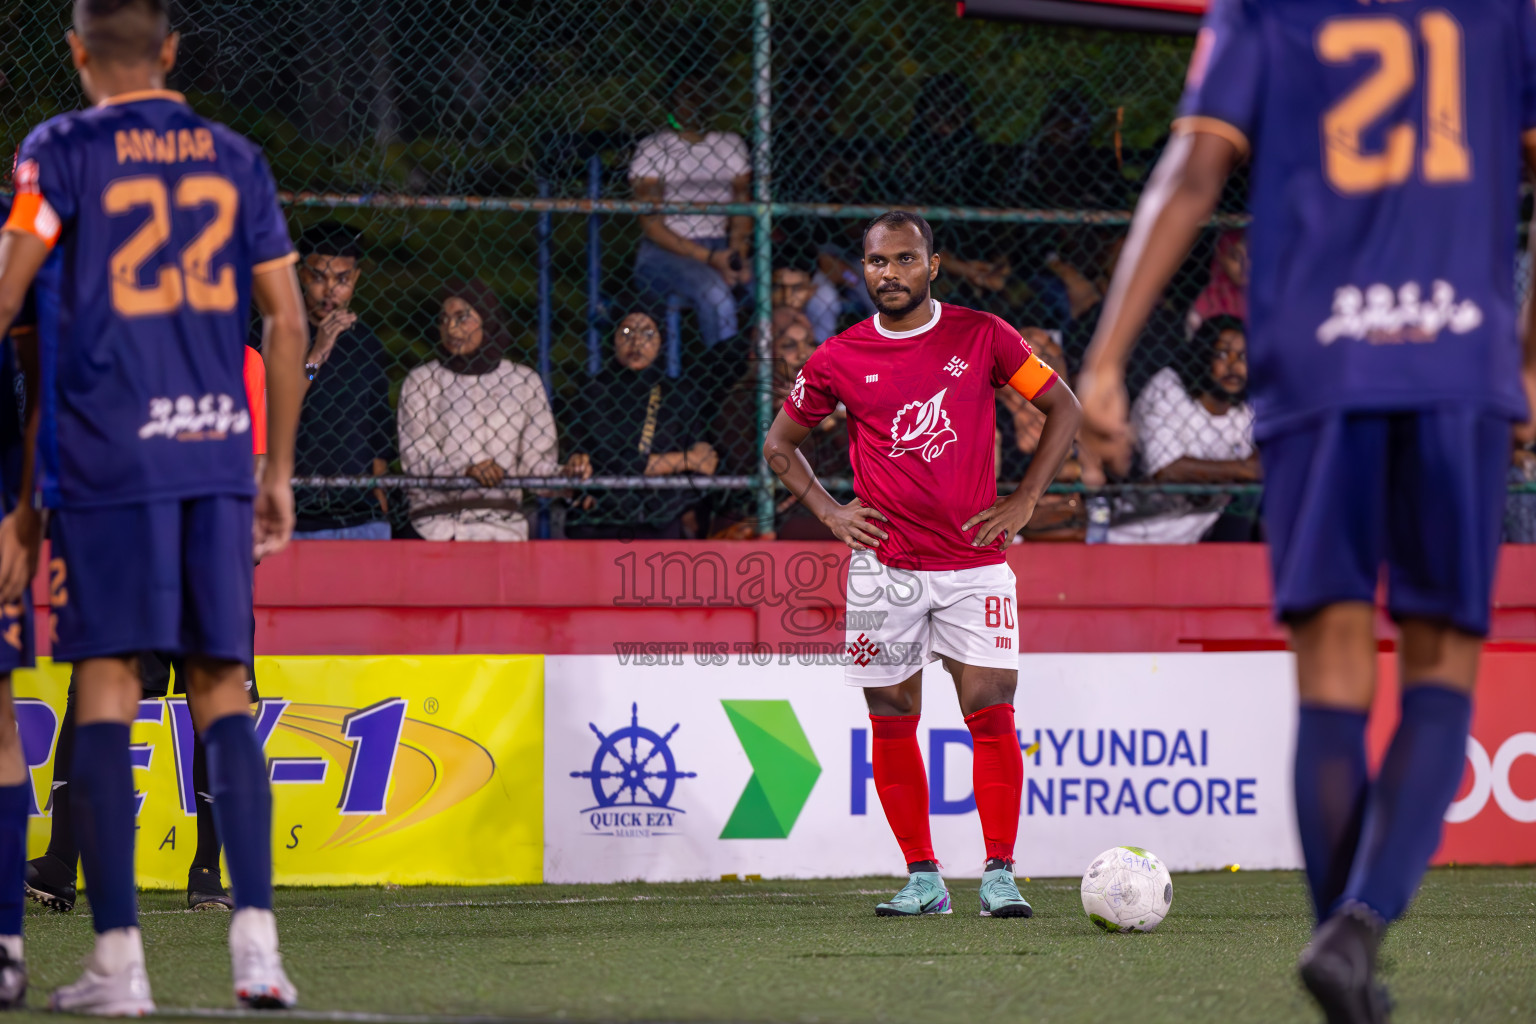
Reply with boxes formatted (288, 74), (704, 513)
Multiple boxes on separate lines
(1006, 352), (1059, 402)
(3, 193), (60, 248)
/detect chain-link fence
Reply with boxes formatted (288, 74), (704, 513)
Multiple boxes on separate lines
(6, 1), (1533, 543)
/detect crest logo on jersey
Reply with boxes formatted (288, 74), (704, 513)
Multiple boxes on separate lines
(789, 371), (807, 408)
(889, 387), (958, 462)
(1316, 281), (1483, 346)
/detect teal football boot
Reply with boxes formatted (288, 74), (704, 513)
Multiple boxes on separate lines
(979, 865), (1033, 918)
(875, 871), (953, 917)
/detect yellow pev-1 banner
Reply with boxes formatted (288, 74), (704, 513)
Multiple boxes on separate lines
(8, 656), (544, 888)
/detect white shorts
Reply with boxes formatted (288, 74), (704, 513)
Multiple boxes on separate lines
(842, 553), (1020, 688)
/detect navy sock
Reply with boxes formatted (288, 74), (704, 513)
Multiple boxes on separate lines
(0, 782), (28, 936)
(1343, 685), (1473, 922)
(71, 723), (138, 933)
(204, 713), (271, 910)
(1293, 705), (1369, 921)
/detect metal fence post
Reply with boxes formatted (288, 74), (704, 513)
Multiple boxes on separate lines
(751, 0), (775, 535)
(536, 176), (553, 538)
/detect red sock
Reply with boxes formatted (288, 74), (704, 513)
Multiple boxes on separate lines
(966, 703), (1023, 864)
(870, 715), (934, 866)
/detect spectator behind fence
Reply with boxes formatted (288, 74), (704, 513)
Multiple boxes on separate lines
(1110, 316), (1258, 544)
(712, 307), (849, 540)
(399, 281), (581, 541)
(630, 73), (751, 349)
(772, 249), (872, 344)
(996, 328), (1098, 540)
(292, 221), (395, 540)
(565, 312), (719, 539)
(1185, 230), (1248, 338)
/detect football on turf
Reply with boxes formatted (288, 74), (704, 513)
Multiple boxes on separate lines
(1080, 846), (1173, 933)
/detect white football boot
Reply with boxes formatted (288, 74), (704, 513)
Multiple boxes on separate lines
(49, 927), (154, 1016)
(0, 935), (26, 1009)
(230, 908), (297, 1009)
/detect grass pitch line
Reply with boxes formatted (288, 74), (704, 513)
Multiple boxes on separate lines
(157, 1011), (706, 1024)
(388, 889), (886, 909)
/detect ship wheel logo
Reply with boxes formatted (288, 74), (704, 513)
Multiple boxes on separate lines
(571, 703), (697, 813)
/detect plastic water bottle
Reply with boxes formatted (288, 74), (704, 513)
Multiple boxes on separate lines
(1085, 495), (1110, 544)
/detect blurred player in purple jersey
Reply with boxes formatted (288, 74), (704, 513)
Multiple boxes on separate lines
(0, 0), (306, 1013)
(1078, 1), (1536, 1020)
(0, 221), (44, 1008)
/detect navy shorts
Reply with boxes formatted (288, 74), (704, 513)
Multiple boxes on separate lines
(0, 591), (34, 676)
(1260, 410), (1509, 637)
(49, 495), (254, 663)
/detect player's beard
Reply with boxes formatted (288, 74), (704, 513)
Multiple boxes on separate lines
(872, 281), (930, 320)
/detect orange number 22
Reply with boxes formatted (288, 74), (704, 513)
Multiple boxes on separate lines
(103, 173), (239, 317)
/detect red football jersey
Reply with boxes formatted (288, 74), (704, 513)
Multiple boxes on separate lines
(784, 302), (1058, 570)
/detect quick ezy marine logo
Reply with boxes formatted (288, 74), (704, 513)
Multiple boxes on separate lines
(571, 703), (696, 838)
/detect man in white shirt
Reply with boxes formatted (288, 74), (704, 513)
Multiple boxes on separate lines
(629, 74), (751, 349)
(1110, 315), (1258, 543)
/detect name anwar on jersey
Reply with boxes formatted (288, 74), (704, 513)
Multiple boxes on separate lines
(114, 128), (217, 165)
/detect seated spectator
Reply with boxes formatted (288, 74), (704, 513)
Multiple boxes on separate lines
(398, 280), (582, 541)
(291, 221), (395, 540)
(1110, 315), (1258, 544)
(809, 244), (876, 341)
(1186, 230), (1248, 338)
(773, 255), (872, 344)
(630, 73), (751, 350)
(565, 312), (719, 539)
(711, 307), (849, 539)
(772, 266), (817, 323)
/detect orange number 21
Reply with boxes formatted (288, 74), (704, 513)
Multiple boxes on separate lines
(1317, 10), (1471, 194)
(103, 173), (239, 318)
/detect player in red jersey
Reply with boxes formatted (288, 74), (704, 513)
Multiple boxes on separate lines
(764, 211), (1082, 917)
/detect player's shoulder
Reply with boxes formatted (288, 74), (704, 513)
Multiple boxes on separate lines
(200, 118), (272, 172)
(816, 317), (880, 358)
(18, 109), (94, 153)
(941, 302), (1011, 330)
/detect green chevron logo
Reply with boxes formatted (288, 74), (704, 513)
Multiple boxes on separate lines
(719, 700), (821, 839)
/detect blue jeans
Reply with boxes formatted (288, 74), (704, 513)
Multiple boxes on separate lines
(292, 521), (391, 541)
(634, 237), (739, 347)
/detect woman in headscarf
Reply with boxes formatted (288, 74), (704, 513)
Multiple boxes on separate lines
(1185, 230), (1248, 337)
(564, 311), (719, 539)
(398, 279), (585, 540)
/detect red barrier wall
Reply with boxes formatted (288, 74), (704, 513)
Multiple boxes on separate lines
(240, 541), (1536, 655)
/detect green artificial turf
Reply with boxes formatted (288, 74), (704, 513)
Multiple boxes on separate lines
(10, 868), (1536, 1022)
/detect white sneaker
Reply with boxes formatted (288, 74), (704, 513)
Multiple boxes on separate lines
(230, 908), (296, 1009)
(48, 927), (153, 1017)
(0, 936), (26, 1009)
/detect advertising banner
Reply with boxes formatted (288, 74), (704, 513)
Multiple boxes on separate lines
(544, 653), (1302, 883)
(1367, 651), (1536, 866)
(12, 655), (544, 888)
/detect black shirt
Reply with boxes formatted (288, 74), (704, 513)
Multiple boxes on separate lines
(293, 320), (396, 532)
